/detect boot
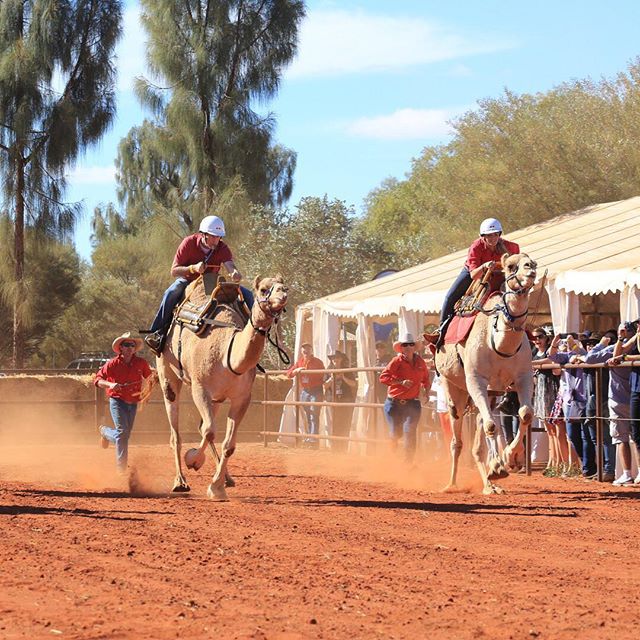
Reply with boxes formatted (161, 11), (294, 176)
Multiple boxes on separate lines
(144, 330), (165, 357)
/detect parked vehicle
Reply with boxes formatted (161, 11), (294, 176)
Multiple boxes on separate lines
(65, 352), (110, 371)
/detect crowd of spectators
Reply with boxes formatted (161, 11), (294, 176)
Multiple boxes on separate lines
(285, 321), (640, 488)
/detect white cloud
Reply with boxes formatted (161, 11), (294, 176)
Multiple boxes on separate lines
(288, 9), (512, 78)
(345, 107), (465, 141)
(116, 5), (147, 93)
(67, 165), (116, 185)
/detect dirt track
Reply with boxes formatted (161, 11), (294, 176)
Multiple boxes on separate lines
(1, 443), (639, 639)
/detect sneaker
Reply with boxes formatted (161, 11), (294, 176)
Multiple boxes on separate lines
(635, 473), (640, 485)
(99, 426), (109, 449)
(144, 331), (164, 356)
(612, 473), (634, 486)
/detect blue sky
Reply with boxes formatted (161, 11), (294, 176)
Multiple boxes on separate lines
(67, 0), (640, 260)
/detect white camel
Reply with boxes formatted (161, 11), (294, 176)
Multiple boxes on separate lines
(156, 275), (288, 501)
(433, 253), (537, 494)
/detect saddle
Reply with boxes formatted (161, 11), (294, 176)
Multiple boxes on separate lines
(444, 268), (504, 346)
(174, 273), (249, 336)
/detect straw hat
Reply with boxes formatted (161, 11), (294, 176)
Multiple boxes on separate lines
(112, 331), (144, 354)
(392, 332), (422, 353)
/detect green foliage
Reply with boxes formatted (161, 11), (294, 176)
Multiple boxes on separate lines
(0, 0), (122, 365)
(362, 58), (640, 263)
(114, 0), (305, 236)
(0, 222), (81, 367)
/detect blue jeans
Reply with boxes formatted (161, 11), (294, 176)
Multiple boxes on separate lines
(150, 279), (255, 333)
(300, 386), (323, 439)
(102, 397), (138, 470)
(384, 398), (421, 461)
(440, 267), (472, 324)
(150, 278), (189, 332)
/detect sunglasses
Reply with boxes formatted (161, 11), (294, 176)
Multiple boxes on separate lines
(401, 342), (415, 347)
(532, 335), (545, 339)
(121, 341), (137, 348)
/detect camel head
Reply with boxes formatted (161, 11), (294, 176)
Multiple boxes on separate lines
(252, 275), (288, 327)
(501, 253), (537, 294)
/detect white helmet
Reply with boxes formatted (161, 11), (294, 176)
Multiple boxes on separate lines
(479, 217), (503, 235)
(199, 215), (226, 237)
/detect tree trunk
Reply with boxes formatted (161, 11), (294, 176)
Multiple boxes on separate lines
(12, 155), (25, 369)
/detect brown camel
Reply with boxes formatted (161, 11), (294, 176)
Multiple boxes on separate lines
(156, 275), (288, 501)
(433, 253), (537, 494)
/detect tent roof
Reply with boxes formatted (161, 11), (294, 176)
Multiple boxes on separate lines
(302, 196), (640, 318)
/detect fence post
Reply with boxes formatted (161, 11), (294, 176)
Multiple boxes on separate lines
(595, 367), (603, 482)
(263, 372), (268, 447)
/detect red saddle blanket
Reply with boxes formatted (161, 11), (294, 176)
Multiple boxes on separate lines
(444, 314), (476, 345)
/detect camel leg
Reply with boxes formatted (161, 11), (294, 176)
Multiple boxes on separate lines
(198, 420), (235, 487)
(189, 383), (219, 474)
(208, 397), (250, 501)
(466, 375), (508, 481)
(441, 382), (468, 492)
(472, 413), (504, 494)
(503, 375), (534, 472)
(158, 363), (189, 492)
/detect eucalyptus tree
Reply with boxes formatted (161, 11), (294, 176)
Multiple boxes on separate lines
(0, 0), (122, 366)
(120, 0), (305, 234)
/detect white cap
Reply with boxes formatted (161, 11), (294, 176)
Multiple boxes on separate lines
(199, 215), (226, 237)
(479, 218), (503, 235)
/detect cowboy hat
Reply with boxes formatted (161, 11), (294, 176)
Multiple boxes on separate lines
(393, 332), (422, 353)
(112, 331), (144, 354)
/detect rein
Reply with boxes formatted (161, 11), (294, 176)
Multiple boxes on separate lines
(226, 290), (290, 376)
(481, 266), (536, 358)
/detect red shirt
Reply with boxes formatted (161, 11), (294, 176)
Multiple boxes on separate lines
(379, 354), (430, 400)
(94, 354), (153, 404)
(287, 355), (325, 389)
(172, 234), (233, 282)
(465, 238), (520, 271)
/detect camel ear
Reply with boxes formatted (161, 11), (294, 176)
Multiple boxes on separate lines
(275, 273), (284, 284)
(501, 253), (510, 269)
(253, 275), (262, 291)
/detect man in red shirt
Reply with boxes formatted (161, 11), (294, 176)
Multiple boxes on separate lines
(427, 218), (520, 347)
(145, 214), (252, 355)
(287, 343), (325, 448)
(95, 332), (153, 471)
(380, 333), (430, 462)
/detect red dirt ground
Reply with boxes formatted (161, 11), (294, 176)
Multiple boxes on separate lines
(1, 442), (639, 639)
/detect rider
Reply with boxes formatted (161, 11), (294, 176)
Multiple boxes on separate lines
(425, 218), (520, 347)
(144, 214), (253, 355)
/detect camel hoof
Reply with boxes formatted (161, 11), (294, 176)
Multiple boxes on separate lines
(442, 484), (458, 493)
(487, 468), (509, 481)
(483, 483), (505, 495)
(207, 484), (229, 502)
(172, 483), (191, 493)
(185, 448), (205, 471)
(224, 475), (236, 488)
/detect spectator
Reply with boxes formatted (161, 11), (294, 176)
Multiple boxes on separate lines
(609, 321), (640, 485)
(375, 341), (392, 403)
(548, 334), (587, 475)
(575, 327), (631, 483)
(496, 387), (520, 445)
(379, 332), (431, 462)
(531, 328), (562, 472)
(424, 218), (519, 348)
(95, 332), (154, 472)
(570, 333), (613, 480)
(431, 373), (452, 451)
(287, 343), (325, 448)
(144, 215), (252, 355)
(324, 350), (357, 453)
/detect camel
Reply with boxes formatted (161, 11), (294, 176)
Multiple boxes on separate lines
(433, 253), (537, 494)
(156, 275), (288, 501)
